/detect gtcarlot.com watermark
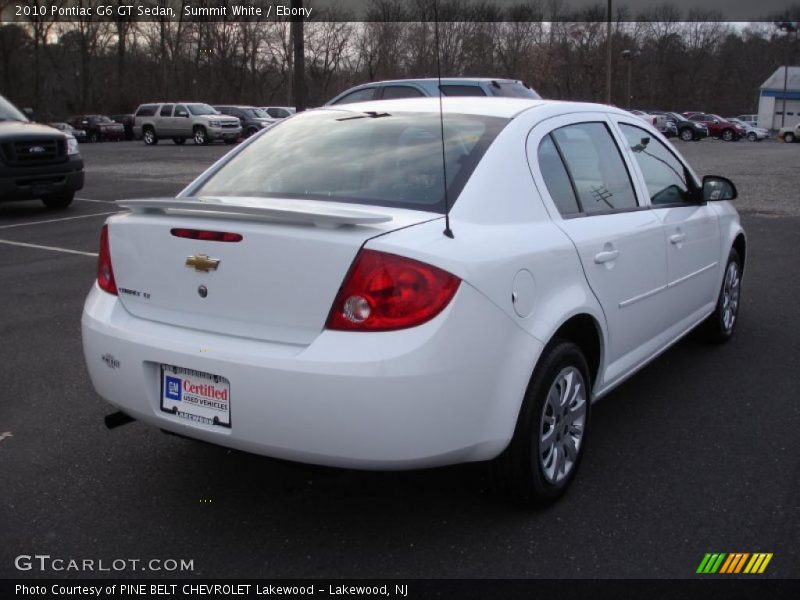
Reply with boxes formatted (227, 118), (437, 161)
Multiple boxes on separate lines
(14, 554), (194, 573)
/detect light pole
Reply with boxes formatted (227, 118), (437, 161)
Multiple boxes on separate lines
(621, 49), (638, 109)
(606, 0), (613, 104)
(775, 21), (798, 128)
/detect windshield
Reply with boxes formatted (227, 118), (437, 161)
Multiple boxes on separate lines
(188, 104), (219, 116)
(89, 116), (112, 123)
(489, 81), (541, 99)
(246, 108), (269, 118)
(0, 95), (28, 122)
(194, 110), (509, 213)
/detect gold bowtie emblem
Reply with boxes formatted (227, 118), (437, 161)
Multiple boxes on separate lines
(185, 254), (220, 272)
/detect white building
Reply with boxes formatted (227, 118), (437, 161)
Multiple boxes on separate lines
(758, 66), (800, 130)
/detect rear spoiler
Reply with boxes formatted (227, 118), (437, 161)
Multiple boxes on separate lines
(117, 198), (393, 228)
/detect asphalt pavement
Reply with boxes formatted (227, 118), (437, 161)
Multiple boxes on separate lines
(0, 138), (798, 579)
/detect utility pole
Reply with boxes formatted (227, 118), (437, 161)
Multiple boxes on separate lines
(621, 49), (638, 109)
(776, 21), (798, 128)
(606, 0), (613, 104)
(291, 0), (306, 111)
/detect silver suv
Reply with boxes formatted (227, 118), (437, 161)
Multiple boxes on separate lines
(133, 102), (241, 145)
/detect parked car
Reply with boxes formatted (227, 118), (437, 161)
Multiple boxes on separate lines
(110, 114), (135, 140)
(212, 105), (275, 137)
(68, 115), (125, 142)
(736, 114), (758, 127)
(326, 78), (540, 105)
(778, 123), (800, 142)
(653, 111), (709, 141)
(261, 106), (296, 119)
(83, 97), (745, 506)
(630, 110), (668, 134)
(0, 94), (83, 209)
(50, 121), (87, 143)
(726, 118), (769, 142)
(686, 113), (744, 141)
(133, 102), (241, 145)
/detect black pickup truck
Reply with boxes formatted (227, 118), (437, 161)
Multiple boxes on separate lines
(0, 95), (84, 209)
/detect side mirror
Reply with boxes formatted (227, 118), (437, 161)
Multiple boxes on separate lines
(23, 107), (34, 120)
(703, 175), (737, 202)
(712, 119), (720, 124)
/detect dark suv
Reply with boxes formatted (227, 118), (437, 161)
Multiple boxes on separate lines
(649, 111), (709, 141)
(0, 95), (84, 209)
(68, 115), (125, 142)
(212, 105), (275, 137)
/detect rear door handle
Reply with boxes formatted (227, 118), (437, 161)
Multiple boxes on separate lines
(670, 233), (686, 244)
(594, 250), (619, 264)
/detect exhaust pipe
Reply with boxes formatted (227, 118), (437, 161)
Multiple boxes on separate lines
(104, 411), (135, 430)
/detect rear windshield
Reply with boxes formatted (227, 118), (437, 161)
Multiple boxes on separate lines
(489, 81), (540, 99)
(194, 110), (509, 213)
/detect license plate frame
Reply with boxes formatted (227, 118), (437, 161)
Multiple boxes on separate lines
(160, 364), (231, 428)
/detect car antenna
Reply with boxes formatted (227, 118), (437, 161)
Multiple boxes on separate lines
(433, 0), (454, 239)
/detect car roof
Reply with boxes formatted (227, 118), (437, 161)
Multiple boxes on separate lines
(313, 97), (626, 120)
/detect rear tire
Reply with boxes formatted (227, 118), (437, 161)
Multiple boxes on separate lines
(785, 132), (796, 143)
(721, 129), (735, 141)
(747, 132), (757, 142)
(493, 340), (591, 507)
(89, 131), (99, 143)
(143, 127), (158, 145)
(173, 138), (186, 145)
(42, 192), (74, 210)
(679, 128), (694, 141)
(702, 248), (742, 344)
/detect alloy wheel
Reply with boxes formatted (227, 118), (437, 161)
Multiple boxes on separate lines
(721, 261), (741, 332)
(539, 366), (587, 484)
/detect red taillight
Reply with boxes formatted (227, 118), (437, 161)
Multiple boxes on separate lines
(97, 225), (117, 295)
(171, 228), (243, 242)
(326, 250), (460, 332)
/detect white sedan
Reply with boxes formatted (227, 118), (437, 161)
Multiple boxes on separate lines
(82, 98), (745, 505)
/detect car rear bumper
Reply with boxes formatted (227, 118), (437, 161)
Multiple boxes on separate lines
(82, 283), (540, 469)
(0, 156), (84, 202)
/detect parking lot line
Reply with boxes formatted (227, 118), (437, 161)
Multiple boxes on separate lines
(0, 238), (98, 257)
(76, 197), (114, 204)
(0, 211), (120, 230)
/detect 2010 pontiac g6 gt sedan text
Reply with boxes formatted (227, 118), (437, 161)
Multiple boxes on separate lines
(82, 98), (745, 505)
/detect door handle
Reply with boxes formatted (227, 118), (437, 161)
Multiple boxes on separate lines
(669, 233), (686, 244)
(594, 250), (619, 264)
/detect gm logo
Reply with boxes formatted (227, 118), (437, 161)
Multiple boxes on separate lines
(165, 376), (182, 401)
(697, 552), (773, 574)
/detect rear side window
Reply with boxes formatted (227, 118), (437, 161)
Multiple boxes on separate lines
(440, 85), (486, 97)
(135, 104), (157, 117)
(381, 86), (425, 100)
(332, 88), (375, 104)
(488, 81), (540, 99)
(551, 122), (638, 214)
(537, 136), (580, 216)
(194, 111), (509, 213)
(267, 108), (290, 118)
(160, 104), (174, 117)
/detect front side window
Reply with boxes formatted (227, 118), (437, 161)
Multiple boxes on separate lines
(619, 123), (695, 206)
(174, 105), (189, 117)
(381, 86), (425, 100)
(194, 110), (509, 213)
(550, 122), (638, 214)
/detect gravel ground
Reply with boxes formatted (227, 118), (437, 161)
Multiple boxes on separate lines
(673, 138), (800, 216)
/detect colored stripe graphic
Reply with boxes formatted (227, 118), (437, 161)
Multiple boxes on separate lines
(698, 552), (772, 575)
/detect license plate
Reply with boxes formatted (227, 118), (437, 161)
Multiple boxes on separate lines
(160, 365), (231, 428)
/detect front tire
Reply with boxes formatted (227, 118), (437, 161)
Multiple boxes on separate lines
(702, 248), (742, 343)
(721, 129), (735, 141)
(747, 132), (757, 142)
(42, 192), (74, 210)
(89, 131), (99, 143)
(193, 126), (209, 145)
(679, 128), (694, 142)
(493, 340), (591, 506)
(785, 132), (796, 143)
